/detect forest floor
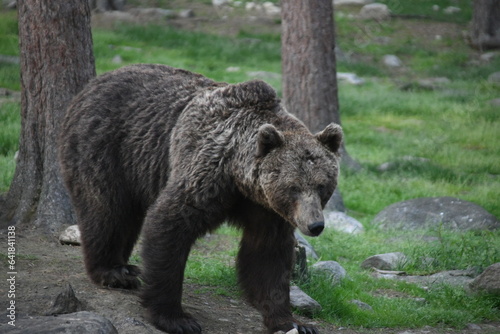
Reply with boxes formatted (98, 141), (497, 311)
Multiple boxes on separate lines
(1, 228), (499, 334)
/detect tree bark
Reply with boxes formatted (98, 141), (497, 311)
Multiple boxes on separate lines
(281, 0), (361, 172)
(0, 0), (95, 233)
(470, 0), (500, 50)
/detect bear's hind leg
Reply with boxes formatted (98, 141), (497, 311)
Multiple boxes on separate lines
(77, 196), (142, 290)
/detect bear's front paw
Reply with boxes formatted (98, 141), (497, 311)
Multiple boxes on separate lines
(100, 264), (141, 289)
(153, 314), (202, 334)
(272, 322), (319, 334)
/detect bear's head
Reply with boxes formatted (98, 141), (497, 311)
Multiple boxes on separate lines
(256, 123), (343, 237)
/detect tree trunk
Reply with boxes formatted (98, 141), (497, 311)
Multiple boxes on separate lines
(0, 0), (95, 233)
(281, 0), (361, 172)
(470, 0), (500, 50)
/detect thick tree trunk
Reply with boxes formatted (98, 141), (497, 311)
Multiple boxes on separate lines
(470, 0), (500, 50)
(0, 0), (95, 233)
(281, 0), (361, 172)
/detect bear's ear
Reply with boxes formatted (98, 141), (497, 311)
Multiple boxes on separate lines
(315, 123), (343, 154)
(256, 124), (284, 157)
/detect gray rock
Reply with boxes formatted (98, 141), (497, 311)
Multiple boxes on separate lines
(294, 232), (319, 259)
(361, 252), (407, 270)
(179, 9), (195, 18)
(312, 261), (347, 284)
(46, 283), (84, 316)
(470, 262), (500, 296)
(325, 211), (364, 234)
(359, 3), (391, 21)
(337, 72), (365, 85)
(350, 299), (373, 311)
(443, 6), (460, 14)
(59, 225), (81, 245)
(488, 71), (500, 83)
(376, 269), (475, 289)
(480, 51), (499, 62)
(466, 323), (482, 330)
(382, 54), (402, 67)
(111, 55), (123, 64)
(489, 98), (500, 107)
(325, 188), (346, 212)
(372, 197), (500, 231)
(14, 311), (118, 333)
(289, 286), (322, 316)
(262, 2), (281, 16)
(333, 0), (373, 7)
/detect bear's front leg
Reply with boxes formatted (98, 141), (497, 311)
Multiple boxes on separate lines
(236, 215), (319, 334)
(141, 193), (209, 334)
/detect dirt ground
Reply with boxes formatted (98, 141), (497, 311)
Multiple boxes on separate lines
(1, 229), (499, 334)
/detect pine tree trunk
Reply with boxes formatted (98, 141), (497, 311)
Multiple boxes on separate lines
(281, 0), (361, 172)
(0, 0), (95, 233)
(470, 0), (500, 50)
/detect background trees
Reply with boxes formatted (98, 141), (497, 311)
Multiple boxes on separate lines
(470, 0), (500, 50)
(0, 0), (95, 232)
(281, 0), (360, 174)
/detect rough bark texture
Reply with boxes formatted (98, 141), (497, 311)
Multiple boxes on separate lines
(281, 0), (361, 171)
(0, 0), (95, 233)
(470, 0), (500, 50)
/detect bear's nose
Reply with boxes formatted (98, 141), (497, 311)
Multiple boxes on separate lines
(308, 221), (325, 236)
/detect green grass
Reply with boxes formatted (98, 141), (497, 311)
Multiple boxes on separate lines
(1, 2), (499, 329)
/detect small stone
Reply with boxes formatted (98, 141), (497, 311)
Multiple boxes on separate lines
(359, 3), (391, 21)
(466, 323), (481, 330)
(59, 225), (82, 245)
(350, 299), (373, 311)
(337, 72), (365, 85)
(226, 66), (241, 72)
(383, 54), (402, 67)
(312, 261), (347, 284)
(432, 5), (439, 11)
(111, 55), (122, 64)
(361, 252), (407, 270)
(443, 6), (460, 14)
(46, 283), (84, 315)
(325, 211), (364, 234)
(480, 52), (499, 62)
(289, 286), (322, 316)
(489, 98), (500, 107)
(179, 9), (195, 18)
(488, 71), (500, 83)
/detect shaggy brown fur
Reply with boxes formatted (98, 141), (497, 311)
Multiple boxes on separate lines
(59, 64), (343, 334)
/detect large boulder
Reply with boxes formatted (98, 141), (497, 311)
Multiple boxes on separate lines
(372, 197), (500, 231)
(13, 311), (118, 333)
(470, 263), (500, 296)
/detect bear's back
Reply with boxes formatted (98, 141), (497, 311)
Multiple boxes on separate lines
(60, 64), (222, 208)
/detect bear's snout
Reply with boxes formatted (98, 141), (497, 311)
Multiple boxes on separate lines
(307, 221), (325, 236)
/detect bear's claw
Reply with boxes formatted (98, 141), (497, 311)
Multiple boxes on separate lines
(99, 264), (141, 289)
(293, 322), (319, 334)
(153, 314), (202, 334)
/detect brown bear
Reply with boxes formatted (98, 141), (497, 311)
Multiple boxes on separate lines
(59, 64), (342, 334)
